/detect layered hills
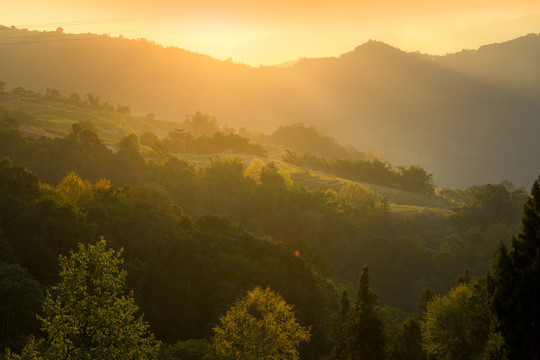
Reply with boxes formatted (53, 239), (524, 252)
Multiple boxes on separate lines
(1, 26), (539, 188)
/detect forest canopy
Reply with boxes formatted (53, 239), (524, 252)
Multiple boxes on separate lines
(0, 89), (537, 359)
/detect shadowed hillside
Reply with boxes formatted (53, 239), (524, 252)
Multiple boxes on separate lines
(436, 33), (540, 102)
(272, 40), (538, 187)
(1, 26), (539, 188)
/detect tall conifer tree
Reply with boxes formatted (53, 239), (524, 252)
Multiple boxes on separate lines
(345, 265), (386, 360)
(330, 289), (351, 360)
(488, 176), (540, 359)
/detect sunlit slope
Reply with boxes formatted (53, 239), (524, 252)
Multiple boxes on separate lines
(0, 87), (453, 212)
(279, 161), (455, 211)
(0, 88), (180, 144)
(1, 27), (539, 188)
(179, 153), (455, 211)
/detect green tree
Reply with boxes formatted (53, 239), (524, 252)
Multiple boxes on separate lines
(116, 133), (145, 170)
(0, 263), (43, 352)
(160, 339), (214, 360)
(397, 165), (434, 194)
(7, 195), (93, 285)
(202, 157), (247, 196)
(345, 265), (386, 360)
(417, 287), (436, 315)
(212, 286), (310, 360)
(330, 289), (350, 360)
(5, 337), (45, 360)
(244, 158), (265, 184)
(182, 112), (220, 137)
(389, 317), (426, 360)
(488, 176), (540, 359)
(140, 131), (160, 148)
(55, 172), (93, 207)
(10, 238), (160, 359)
(421, 280), (491, 360)
(451, 181), (527, 231)
(338, 183), (376, 217)
(86, 93), (100, 107)
(118, 133), (141, 154)
(0, 157), (41, 226)
(260, 162), (290, 189)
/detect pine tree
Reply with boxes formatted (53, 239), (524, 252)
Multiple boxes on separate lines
(330, 289), (350, 360)
(488, 176), (540, 359)
(417, 287), (436, 315)
(345, 265), (386, 360)
(389, 317), (426, 360)
(455, 267), (471, 286)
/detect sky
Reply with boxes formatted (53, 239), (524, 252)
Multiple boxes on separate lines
(2, 0), (540, 65)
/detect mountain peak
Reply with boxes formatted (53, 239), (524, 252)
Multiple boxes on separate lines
(336, 40), (404, 63)
(354, 39), (395, 51)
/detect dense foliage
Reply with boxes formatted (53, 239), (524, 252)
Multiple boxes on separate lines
(7, 240), (160, 360)
(488, 176), (540, 359)
(344, 266), (387, 360)
(212, 286), (310, 360)
(281, 150), (434, 194)
(1, 101), (537, 359)
(422, 279), (491, 359)
(0, 154), (335, 359)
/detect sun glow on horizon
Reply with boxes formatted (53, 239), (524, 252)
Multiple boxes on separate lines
(1, 0), (540, 65)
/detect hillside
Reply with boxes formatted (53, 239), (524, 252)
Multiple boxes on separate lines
(1, 79), (533, 359)
(1, 27), (539, 188)
(0, 86), (181, 142)
(436, 33), (540, 102)
(279, 40), (540, 189)
(0, 86), (451, 212)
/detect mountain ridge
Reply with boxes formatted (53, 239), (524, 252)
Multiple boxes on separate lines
(0, 26), (539, 188)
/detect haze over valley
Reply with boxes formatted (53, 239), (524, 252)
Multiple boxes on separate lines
(2, 2), (540, 359)
(1, 27), (539, 188)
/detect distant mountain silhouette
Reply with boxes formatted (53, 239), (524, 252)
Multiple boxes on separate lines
(436, 33), (540, 102)
(0, 26), (538, 188)
(380, 14), (540, 56)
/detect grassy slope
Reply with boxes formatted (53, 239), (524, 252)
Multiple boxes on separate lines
(277, 161), (455, 212)
(1, 89), (456, 214)
(177, 154), (455, 213)
(0, 90), (180, 144)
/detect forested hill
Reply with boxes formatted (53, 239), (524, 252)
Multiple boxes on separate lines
(1, 99), (534, 359)
(1, 27), (539, 188)
(0, 86), (441, 202)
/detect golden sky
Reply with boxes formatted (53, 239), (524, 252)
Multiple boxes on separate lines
(2, 0), (540, 65)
